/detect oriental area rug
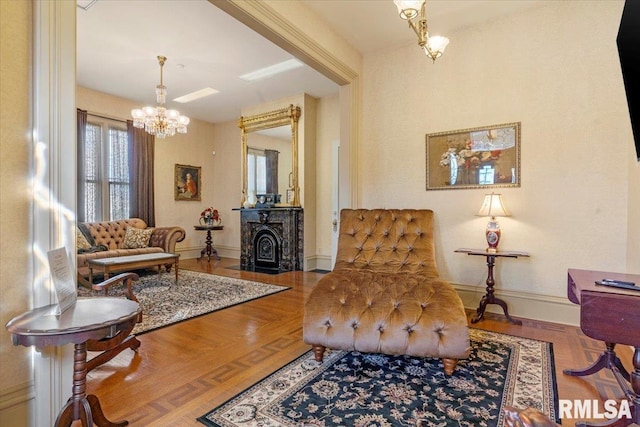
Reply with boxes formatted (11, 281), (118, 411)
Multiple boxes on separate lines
(198, 329), (559, 427)
(78, 269), (288, 335)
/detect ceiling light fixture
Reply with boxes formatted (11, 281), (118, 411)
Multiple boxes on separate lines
(239, 59), (304, 82)
(173, 87), (219, 104)
(394, 0), (449, 62)
(131, 56), (190, 139)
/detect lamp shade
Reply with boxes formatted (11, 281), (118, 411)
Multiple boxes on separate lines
(394, 0), (423, 20)
(476, 193), (511, 218)
(425, 35), (450, 57)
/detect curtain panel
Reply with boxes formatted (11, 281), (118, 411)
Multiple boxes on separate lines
(265, 149), (279, 194)
(127, 121), (156, 226)
(76, 109), (88, 222)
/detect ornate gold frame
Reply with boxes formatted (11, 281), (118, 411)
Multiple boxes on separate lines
(426, 122), (521, 190)
(238, 104), (301, 206)
(174, 163), (202, 201)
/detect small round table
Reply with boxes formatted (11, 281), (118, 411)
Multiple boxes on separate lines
(194, 224), (224, 261)
(6, 297), (141, 427)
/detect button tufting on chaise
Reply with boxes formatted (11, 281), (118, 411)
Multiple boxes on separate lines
(303, 209), (470, 376)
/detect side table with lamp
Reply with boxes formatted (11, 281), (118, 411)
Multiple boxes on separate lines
(456, 193), (528, 325)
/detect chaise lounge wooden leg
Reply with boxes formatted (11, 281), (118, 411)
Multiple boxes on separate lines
(442, 358), (458, 375)
(312, 345), (326, 362)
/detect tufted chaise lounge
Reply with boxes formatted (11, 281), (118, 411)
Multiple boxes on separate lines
(303, 209), (470, 375)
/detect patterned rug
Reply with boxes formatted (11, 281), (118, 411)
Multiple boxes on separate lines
(198, 329), (558, 427)
(78, 269), (289, 335)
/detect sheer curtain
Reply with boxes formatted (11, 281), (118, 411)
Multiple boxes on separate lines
(76, 109), (88, 222)
(127, 121), (156, 226)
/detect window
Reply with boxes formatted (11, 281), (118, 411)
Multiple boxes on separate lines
(478, 165), (495, 185)
(247, 147), (267, 196)
(82, 117), (129, 222)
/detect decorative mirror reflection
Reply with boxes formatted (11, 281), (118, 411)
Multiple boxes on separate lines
(238, 105), (301, 207)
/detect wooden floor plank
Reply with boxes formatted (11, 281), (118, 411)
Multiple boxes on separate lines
(82, 257), (634, 427)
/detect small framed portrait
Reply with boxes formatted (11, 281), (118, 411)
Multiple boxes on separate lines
(175, 164), (201, 201)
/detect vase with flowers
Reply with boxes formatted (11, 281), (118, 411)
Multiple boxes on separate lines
(200, 207), (221, 226)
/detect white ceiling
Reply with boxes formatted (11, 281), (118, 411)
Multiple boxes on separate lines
(76, 0), (544, 124)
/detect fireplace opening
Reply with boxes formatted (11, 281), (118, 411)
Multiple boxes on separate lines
(253, 228), (281, 272)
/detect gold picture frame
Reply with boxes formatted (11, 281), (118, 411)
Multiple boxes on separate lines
(175, 164), (201, 201)
(426, 122), (521, 190)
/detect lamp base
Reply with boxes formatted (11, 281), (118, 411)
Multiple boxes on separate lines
(486, 219), (501, 253)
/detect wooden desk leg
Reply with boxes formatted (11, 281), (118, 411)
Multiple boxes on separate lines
(54, 342), (128, 427)
(568, 346), (638, 427)
(471, 255), (522, 325)
(563, 342), (631, 381)
(631, 347), (639, 425)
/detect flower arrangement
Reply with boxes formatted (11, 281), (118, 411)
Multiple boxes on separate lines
(200, 207), (220, 225)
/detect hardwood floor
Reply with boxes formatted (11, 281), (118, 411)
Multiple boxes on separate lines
(85, 257), (634, 427)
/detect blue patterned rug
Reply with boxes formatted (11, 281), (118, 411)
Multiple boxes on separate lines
(198, 329), (558, 427)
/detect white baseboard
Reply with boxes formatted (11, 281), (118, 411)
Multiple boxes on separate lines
(453, 283), (580, 326)
(303, 255), (332, 271)
(176, 246), (240, 261)
(0, 381), (34, 427)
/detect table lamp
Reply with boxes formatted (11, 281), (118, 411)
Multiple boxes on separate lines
(476, 193), (511, 253)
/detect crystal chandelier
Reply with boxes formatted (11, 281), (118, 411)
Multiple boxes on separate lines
(394, 0), (449, 62)
(131, 56), (190, 138)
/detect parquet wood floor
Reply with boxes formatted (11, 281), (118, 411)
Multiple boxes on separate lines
(84, 257), (634, 426)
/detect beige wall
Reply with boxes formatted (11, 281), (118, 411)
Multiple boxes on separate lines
(0, 1), (34, 425)
(628, 139), (640, 272)
(360, 1), (636, 317)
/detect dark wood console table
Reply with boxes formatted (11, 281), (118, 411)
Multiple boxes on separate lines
(455, 248), (529, 325)
(564, 268), (640, 427)
(6, 297), (141, 427)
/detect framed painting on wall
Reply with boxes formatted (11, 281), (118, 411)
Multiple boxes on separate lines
(175, 164), (201, 201)
(426, 122), (521, 190)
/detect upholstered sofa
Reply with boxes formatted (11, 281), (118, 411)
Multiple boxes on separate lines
(76, 218), (185, 285)
(303, 209), (471, 375)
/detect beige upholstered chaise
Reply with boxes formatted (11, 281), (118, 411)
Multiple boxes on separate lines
(303, 209), (470, 375)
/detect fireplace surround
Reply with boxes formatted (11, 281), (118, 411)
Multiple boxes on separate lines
(236, 207), (303, 273)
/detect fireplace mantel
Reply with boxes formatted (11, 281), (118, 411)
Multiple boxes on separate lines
(234, 207), (303, 273)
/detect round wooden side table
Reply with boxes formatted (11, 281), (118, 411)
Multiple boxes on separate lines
(6, 297), (141, 427)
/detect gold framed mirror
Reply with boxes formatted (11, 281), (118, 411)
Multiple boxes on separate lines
(238, 104), (301, 207)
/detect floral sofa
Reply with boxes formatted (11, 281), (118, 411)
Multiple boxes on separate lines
(76, 218), (185, 285)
